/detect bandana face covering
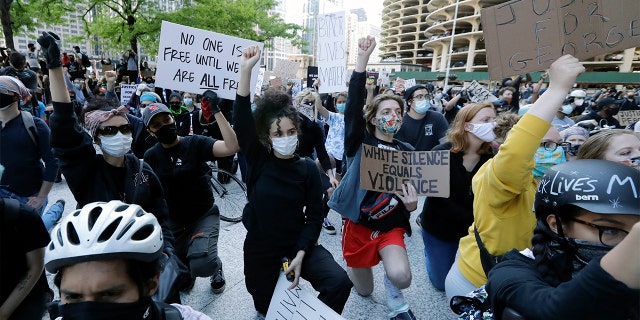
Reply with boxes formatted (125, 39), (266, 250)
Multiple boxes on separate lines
(59, 298), (156, 320)
(376, 114), (402, 135)
(567, 238), (611, 276)
(297, 102), (315, 121)
(533, 147), (566, 178)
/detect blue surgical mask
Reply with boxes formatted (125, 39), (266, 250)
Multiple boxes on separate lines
(533, 147), (566, 178)
(561, 104), (574, 115)
(336, 103), (346, 113)
(435, 93), (443, 100)
(183, 98), (193, 106)
(413, 100), (430, 114)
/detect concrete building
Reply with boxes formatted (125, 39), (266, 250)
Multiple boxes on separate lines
(380, 0), (640, 82)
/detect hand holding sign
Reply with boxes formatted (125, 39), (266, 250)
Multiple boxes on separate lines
(548, 55), (584, 92)
(286, 250), (305, 290)
(396, 183), (418, 212)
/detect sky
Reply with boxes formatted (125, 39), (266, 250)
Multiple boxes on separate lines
(343, 0), (384, 27)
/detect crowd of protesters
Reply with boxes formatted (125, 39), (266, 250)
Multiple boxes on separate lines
(0, 29), (639, 320)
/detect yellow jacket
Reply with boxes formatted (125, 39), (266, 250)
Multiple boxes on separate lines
(457, 114), (548, 287)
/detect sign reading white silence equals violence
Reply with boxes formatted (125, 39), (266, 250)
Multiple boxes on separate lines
(155, 21), (263, 100)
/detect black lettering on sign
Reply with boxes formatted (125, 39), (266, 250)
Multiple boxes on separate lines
(199, 73), (220, 89)
(202, 37), (224, 53)
(180, 32), (194, 45)
(173, 69), (194, 82)
(195, 54), (222, 69)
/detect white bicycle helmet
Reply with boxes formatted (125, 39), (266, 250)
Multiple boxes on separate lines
(569, 89), (586, 99)
(45, 200), (163, 273)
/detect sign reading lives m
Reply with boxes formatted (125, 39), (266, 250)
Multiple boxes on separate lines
(359, 145), (450, 197)
(155, 21), (263, 100)
(482, 0), (640, 79)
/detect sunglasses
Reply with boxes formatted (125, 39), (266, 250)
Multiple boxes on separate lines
(97, 124), (132, 136)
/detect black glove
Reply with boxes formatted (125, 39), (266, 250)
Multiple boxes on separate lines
(201, 90), (220, 115)
(36, 31), (62, 69)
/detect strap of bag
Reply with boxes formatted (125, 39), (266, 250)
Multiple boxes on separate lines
(474, 225), (503, 277)
(21, 110), (38, 147)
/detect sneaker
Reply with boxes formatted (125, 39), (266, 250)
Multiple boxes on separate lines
(322, 218), (336, 235)
(388, 303), (417, 320)
(53, 199), (65, 224)
(210, 268), (226, 294)
(217, 172), (231, 184)
(181, 276), (196, 292)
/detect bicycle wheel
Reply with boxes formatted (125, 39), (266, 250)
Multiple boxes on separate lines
(211, 168), (247, 223)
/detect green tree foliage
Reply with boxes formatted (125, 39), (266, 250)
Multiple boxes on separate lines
(1, 0), (68, 49)
(79, 0), (303, 55)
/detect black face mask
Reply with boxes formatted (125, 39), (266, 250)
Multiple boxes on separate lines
(0, 93), (18, 111)
(154, 123), (178, 144)
(566, 237), (611, 276)
(59, 298), (157, 320)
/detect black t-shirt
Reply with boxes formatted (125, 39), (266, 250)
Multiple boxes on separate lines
(144, 135), (217, 226)
(394, 111), (448, 151)
(0, 200), (50, 303)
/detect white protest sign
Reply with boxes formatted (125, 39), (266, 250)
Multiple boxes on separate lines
(266, 273), (345, 320)
(404, 78), (416, 89)
(289, 79), (302, 97)
(155, 21), (263, 100)
(120, 84), (137, 105)
(255, 67), (265, 96)
(273, 60), (300, 81)
(317, 11), (347, 94)
(379, 71), (390, 86)
(467, 80), (498, 103)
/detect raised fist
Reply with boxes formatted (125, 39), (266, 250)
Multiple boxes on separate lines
(37, 31), (62, 69)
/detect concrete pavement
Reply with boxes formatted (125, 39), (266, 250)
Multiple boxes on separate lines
(45, 177), (457, 320)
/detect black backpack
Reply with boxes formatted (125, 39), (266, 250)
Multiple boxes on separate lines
(80, 53), (91, 68)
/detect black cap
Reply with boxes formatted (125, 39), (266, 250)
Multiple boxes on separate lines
(141, 103), (171, 127)
(596, 97), (623, 109)
(403, 85), (428, 101)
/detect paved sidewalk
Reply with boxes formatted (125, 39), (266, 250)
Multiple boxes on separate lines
(45, 178), (457, 320)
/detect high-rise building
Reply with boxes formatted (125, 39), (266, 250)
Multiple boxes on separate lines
(380, 0), (640, 75)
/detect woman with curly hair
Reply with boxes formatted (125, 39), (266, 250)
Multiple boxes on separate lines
(420, 103), (495, 291)
(233, 45), (352, 318)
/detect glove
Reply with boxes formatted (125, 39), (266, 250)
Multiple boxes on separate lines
(37, 31), (62, 69)
(201, 90), (220, 115)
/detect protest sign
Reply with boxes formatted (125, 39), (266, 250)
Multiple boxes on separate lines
(265, 272), (345, 320)
(614, 110), (640, 127)
(101, 64), (114, 72)
(317, 11), (347, 93)
(273, 60), (300, 81)
(482, 0), (640, 79)
(155, 21), (263, 100)
(120, 84), (137, 105)
(467, 80), (498, 103)
(404, 78), (416, 89)
(255, 68), (265, 96)
(289, 79), (302, 97)
(359, 145), (450, 197)
(379, 71), (390, 86)
(270, 77), (283, 89)
(307, 66), (319, 88)
(140, 70), (154, 78)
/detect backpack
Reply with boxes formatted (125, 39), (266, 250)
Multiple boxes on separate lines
(80, 52), (91, 68)
(20, 110), (39, 147)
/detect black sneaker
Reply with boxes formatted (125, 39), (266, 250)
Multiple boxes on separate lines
(181, 276), (196, 292)
(322, 218), (336, 235)
(210, 268), (226, 294)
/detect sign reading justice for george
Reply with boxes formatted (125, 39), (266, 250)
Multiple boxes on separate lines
(155, 21), (263, 100)
(359, 145), (450, 197)
(482, 0), (640, 79)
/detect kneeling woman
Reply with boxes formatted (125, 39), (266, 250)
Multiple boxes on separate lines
(487, 160), (640, 320)
(233, 46), (352, 317)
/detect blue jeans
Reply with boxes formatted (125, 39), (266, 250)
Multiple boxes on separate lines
(0, 189), (63, 232)
(422, 229), (459, 291)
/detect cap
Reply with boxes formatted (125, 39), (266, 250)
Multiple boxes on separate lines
(596, 97), (623, 109)
(403, 85), (428, 101)
(569, 89), (586, 98)
(141, 103), (171, 127)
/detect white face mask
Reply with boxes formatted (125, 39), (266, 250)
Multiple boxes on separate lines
(271, 135), (298, 157)
(468, 121), (496, 142)
(573, 98), (584, 106)
(412, 100), (429, 114)
(100, 132), (133, 157)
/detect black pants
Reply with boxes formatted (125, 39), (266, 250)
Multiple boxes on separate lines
(244, 242), (352, 315)
(173, 207), (221, 278)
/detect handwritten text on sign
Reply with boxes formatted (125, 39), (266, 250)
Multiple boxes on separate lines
(317, 12), (347, 94)
(614, 110), (640, 127)
(120, 84), (137, 105)
(482, 0), (640, 79)
(155, 21), (263, 100)
(359, 145), (451, 197)
(467, 80), (498, 103)
(265, 273), (345, 320)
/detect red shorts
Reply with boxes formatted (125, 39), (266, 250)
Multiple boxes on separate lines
(342, 219), (406, 268)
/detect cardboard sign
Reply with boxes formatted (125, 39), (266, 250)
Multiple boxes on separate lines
(120, 84), (137, 105)
(273, 60), (300, 82)
(155, 21), (263, 100)
(101, 64), (114, 72)
(265, 272), (345, 320)
(467, 80), (498, 103)
(482, 0), (640, 79)
(404, 78), (416, 89)
(307, 66), (319, 88)
(270, 77), (283, 89)
(317, 12), (347, 93)
(614, 110), (640, 127)
(255, 68), (265, 96)
(140, 70), (155, 78)
(359, 145), (450, 197)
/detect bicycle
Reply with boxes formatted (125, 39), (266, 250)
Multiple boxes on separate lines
(208, 162), (247, 223)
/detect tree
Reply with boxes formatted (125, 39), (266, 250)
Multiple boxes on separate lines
(0, 0), (68, 49)
(79, 0), (303, 56)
